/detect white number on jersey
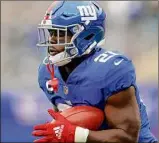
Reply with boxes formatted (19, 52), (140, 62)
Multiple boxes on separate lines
(94, 51), (119, 63)
(46, 80), (54, 92)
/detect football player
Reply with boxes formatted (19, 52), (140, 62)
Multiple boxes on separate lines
(32, 1), (158, 143)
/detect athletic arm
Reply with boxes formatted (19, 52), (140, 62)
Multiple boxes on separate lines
(87, 86), (141, 143)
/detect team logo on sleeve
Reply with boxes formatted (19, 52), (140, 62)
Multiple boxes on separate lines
(77, 5), (97, 21)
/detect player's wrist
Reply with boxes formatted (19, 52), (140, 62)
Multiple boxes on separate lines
(75, 126), (89, 143)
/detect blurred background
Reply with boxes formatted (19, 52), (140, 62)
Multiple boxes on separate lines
(1, 1), (158, 142)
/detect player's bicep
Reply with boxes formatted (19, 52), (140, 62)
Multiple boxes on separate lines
(104, 86), (141, 137)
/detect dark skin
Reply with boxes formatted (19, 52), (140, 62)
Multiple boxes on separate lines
(49, 32), (141, 143)
(87, 86), (141, 143)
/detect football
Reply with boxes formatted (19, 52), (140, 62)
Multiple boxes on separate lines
(60, 105), (104, 130)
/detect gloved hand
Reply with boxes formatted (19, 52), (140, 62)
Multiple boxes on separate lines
(32, 109), (89, 143)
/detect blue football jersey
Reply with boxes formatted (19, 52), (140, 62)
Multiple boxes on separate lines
(38, 47), (157, 142)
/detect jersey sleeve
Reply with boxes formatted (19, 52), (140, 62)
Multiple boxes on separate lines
(38, 63), (55, 102)
(103, 57), (136, 100)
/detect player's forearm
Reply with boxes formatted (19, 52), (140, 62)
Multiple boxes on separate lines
(86, 129), (139, 143)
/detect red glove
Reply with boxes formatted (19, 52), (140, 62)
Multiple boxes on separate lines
(32, 109), (89, 143)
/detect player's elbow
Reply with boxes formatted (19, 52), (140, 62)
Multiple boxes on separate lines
(127, 118), (141, 142)
(116, 120), (141, 143)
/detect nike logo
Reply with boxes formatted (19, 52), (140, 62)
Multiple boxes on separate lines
(114, 59), (124, 66)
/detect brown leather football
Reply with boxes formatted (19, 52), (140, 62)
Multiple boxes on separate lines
(60, 105), (104, 130)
